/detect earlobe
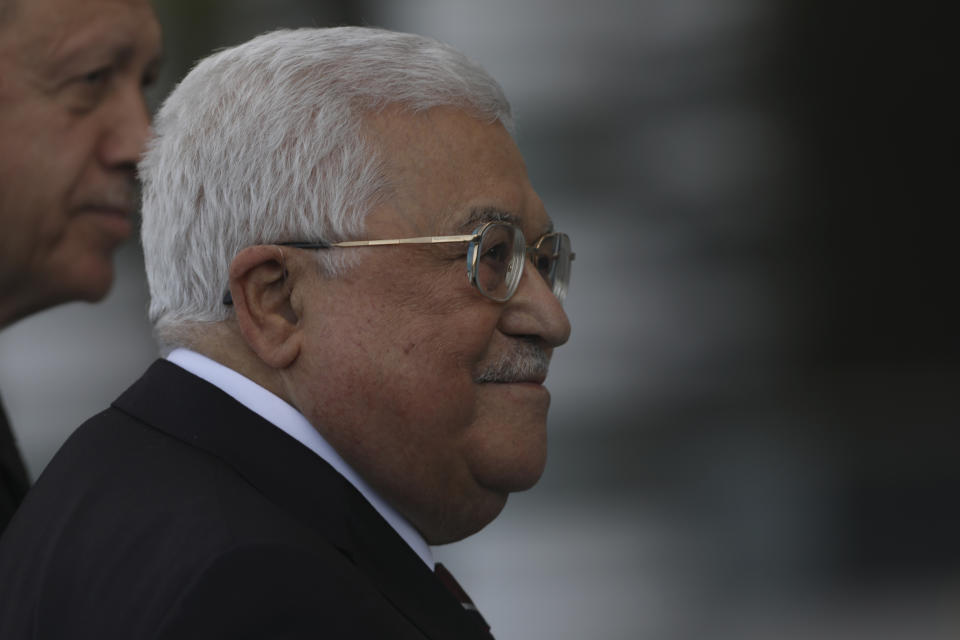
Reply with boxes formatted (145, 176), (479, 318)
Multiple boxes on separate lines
(227, 246), (302, 369)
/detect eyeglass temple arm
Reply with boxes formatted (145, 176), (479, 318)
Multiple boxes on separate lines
(330, 234), (477, 247)
(223, 235), (482, 305)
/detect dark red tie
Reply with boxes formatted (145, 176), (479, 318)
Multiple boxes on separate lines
(434, 562), (492, 634)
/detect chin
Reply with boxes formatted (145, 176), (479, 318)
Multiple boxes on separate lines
(411, 444), (546, 545)
(483, 450), (548, 493)
(64, 258), (116, 303)
(424, 490), (510, 545)
(29, 267), (114, 318)
(467, 405), (550, 488)
(468, 429), (549, 494)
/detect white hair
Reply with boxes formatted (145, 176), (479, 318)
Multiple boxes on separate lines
(140, 27), (513, 347)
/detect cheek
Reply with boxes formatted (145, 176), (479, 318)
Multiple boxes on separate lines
(365, 277), (499, 387)
(7, 104), (86, 187)
(303, 299), (485, 428)
(2, 133), (89, 242)
(0, 178), (33, 266)
(370, 323), (480, 424)
(0, 149), (52, 222)
(295, 265), (507, 472)
(0, 142), (106, 292)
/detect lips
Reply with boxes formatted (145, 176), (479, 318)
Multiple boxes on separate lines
(76, 181), (138, 219)
(77, 198), (134, 218)
(74, 197), (135, 243)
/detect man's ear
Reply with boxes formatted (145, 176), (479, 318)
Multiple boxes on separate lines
(227, 245), (302, 369)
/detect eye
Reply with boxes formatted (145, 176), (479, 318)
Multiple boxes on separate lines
(482, 240), (510, 263)
(62, 66), (114, 112)
(82, 66), (112, 86)
(534, 253), (553, 277)
(141, 67), (159, 89)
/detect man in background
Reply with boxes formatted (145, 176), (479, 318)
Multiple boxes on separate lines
(0, 0), (162, 532)
(0, 27), (572, 638)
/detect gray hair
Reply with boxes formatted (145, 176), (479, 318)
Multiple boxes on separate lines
(140, 27), (513, 347)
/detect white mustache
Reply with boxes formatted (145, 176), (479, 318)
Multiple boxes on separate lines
(475, 342), (550, 384)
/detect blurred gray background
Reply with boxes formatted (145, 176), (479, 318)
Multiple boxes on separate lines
(1, 1), (956, 638)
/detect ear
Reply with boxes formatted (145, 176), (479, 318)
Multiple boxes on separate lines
(227, 245), (302, 369)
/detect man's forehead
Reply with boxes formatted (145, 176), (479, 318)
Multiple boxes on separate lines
(365, 106), (553, 239)
(6, 0), (159, 61)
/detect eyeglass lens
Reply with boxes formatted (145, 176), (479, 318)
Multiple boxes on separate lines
(533, 232), (572, 302)
(475, 223), (525, 300)
(474, 223), (572, 302)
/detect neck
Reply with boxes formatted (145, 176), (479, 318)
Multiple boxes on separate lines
(186, 323), (290, 404)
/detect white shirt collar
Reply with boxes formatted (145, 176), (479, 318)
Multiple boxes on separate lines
(165, 348), (434, 568)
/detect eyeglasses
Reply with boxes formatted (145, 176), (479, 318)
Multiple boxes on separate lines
(223, 221), (574, 305)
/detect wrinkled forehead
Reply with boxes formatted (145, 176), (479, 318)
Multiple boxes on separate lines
(364, 106), (554, 240)
(2, 0), (159, 53)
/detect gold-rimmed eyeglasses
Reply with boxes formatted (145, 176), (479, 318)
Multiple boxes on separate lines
(223, 221), (574, 305)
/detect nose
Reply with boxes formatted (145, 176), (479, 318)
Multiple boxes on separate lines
(98, 85), (152, 169)
(498, 259), (572, 348)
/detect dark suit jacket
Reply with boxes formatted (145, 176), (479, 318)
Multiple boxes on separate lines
(0, 394), (30, 534)
(0, 360), (493, 639)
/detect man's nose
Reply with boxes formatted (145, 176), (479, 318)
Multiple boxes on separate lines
(98, 86), (151, 169)
(498, 260), (572, 348)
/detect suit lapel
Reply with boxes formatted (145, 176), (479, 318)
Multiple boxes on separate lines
(112, 360), (492, 639)
(0, 392), (31, 531)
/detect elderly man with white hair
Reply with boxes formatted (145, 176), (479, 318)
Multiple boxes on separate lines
(0, 27), (572, 639)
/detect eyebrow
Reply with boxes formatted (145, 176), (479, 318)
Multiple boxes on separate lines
(461, 207), (519, 231)
(459, 207), (555, 236)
